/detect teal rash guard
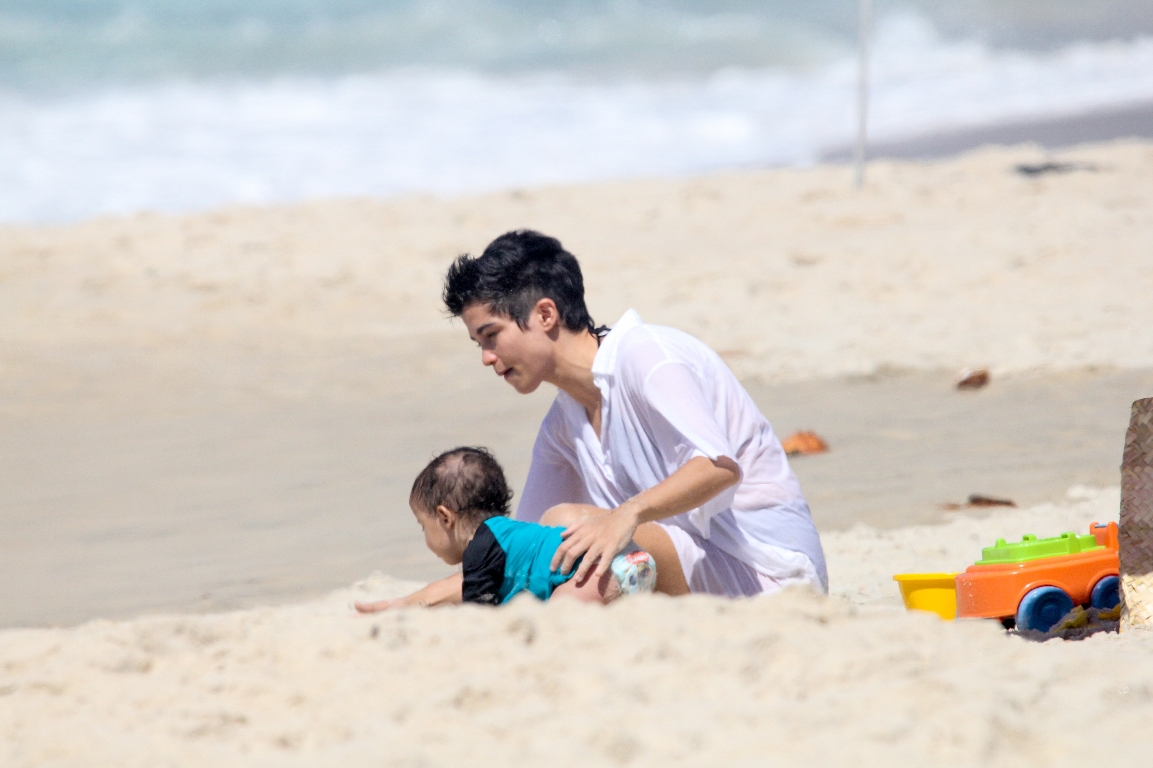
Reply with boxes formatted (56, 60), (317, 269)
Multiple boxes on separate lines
(461, 516), (577, 605)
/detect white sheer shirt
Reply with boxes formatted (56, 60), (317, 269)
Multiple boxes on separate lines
(517, 309), (828, 589)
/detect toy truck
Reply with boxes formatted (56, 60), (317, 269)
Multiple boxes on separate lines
(955, 521), (1120, 632)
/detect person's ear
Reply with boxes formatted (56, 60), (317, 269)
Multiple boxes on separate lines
(534, 297), (560, 333)
(435, 504), (458, 529)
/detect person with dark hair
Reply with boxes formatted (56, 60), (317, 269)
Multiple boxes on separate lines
(354, 447), (656, 610)
(443, 230), (603, 337)
(372, 229), (826, 608)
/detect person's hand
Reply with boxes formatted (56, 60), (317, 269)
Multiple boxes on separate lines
(353, 574), (462, 613)
(551, 506), (640, 584)
(353, 599), (401, 614)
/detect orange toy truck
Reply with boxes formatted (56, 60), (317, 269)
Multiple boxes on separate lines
(955, 522), (1120, 632)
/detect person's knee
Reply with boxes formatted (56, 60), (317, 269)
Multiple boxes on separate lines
(540, 502), (603, 527)
(634, 523), (690, 596)
(539, 505), (574, 527)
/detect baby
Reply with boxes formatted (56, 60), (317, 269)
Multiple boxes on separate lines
(363, 447), (656, 608)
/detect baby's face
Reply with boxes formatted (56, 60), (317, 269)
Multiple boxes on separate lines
(413, 505), (465, 565)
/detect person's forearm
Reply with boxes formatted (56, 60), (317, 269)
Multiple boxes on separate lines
(548, 455), (742, 579)
(355, 571), (464, 613)
(397, 572), (464, 607)
(618, 455), (740, 525)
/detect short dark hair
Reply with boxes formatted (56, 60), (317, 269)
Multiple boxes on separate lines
(409, 447), (513, 524)
(443, 230), (599, 333)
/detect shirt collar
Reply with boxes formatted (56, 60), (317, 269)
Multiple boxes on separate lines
(591, 309), (643, 379)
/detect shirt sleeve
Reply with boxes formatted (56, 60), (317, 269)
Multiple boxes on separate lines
(461, 522), (506, 605)
(515, 403), (591, 522)
(640, 359), (735, 464)
(636, 358), (740, 535)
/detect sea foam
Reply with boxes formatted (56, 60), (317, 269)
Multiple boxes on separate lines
(1, 15), (1151, 223)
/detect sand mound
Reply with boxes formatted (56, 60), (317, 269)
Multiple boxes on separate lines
(5, 488), (1151, 767)
(3, 141), (1151, 764)
(3, 141), (1152, 384)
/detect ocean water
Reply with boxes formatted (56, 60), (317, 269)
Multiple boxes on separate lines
(2, 1), (1152, 223)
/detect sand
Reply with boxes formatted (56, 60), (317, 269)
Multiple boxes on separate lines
(4, 489), (1153, 767)
(3, 139), (1153, 627)
(5, 364), (1152, 629)
(3, 140), (1153, 382)
(2, 139), (1153, 763)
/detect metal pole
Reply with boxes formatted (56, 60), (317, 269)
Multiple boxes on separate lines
(854, 0), (873, 188)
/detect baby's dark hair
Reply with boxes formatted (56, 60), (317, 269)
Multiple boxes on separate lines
(409, 447), (513, 524)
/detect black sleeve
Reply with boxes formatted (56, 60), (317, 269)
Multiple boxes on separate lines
(461, 523), (506, 605)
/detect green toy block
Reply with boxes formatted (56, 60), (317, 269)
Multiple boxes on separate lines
(975, 531), (1105, 565)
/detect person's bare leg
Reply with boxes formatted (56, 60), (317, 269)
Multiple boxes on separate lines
(633, 522), (689, 596)
(551, 568), (619, 604)
(541, 503), (689, 597)
(539, 503), (601, 528)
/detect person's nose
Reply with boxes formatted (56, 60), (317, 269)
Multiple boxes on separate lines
(481, 348), (498, 367)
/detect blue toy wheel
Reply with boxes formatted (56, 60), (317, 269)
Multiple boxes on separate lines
(1016, 586), (1074, 633)
(1090, 575), (1120, 610)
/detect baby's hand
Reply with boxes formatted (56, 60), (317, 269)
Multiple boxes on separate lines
(353, 599), (398, 614)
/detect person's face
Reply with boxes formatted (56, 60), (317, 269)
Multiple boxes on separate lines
(461, 300), (558, 394)
(413, 504), (466, 565)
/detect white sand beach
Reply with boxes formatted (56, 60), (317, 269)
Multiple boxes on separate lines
(3, 490), (1151, 767)
(2, 140), (1153, 764)
(4, 140), (1152, 381)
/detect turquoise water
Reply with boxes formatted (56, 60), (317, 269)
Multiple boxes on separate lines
(4, 1), (1150, 88)
(1, 1), (1151, 222)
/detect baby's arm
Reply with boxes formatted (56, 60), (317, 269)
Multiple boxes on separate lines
(354, 572), (463, 613)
